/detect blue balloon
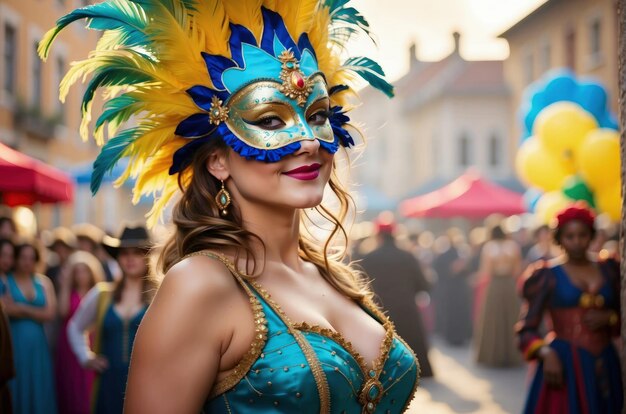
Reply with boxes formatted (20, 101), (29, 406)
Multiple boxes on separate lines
(523, 188), (543, 213)
(519, 69), (617, 144)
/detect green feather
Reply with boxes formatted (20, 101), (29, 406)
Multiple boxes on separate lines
(39, 0), (148, 59)
(342, 56), (394, 97)
(81, 56), (156, 114)
(91, 127), (141, 194)
(95, 94), (142, 132)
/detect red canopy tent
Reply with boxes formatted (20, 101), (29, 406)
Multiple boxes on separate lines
(0, 142), (74, 206)
(400, 170), (525, 218)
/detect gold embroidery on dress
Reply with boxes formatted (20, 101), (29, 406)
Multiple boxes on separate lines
(179, 251), (269, 398)
(248, 281), (331, 414)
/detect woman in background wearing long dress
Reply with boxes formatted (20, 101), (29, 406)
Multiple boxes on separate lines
(517, 204), (622, 413)
(55, 251), (104, 414)
(0, 239), (15, 413)
(0, 242), (57, 414)
(474, 224), (523, 367)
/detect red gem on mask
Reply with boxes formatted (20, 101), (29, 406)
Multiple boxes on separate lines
(291, 72), (305, 89)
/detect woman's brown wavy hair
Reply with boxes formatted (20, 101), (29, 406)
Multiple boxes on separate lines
(158, 138), (370, 300)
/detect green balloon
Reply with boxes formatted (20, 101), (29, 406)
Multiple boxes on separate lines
(562, 175), (595, 207)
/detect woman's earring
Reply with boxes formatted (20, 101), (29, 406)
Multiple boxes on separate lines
(215, 180), (231, 216)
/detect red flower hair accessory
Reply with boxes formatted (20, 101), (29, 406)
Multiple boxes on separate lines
(555, 202), (596, 230)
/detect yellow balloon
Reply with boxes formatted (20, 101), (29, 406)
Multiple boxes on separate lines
(534, 102), (598, 163)
(578, 128), (620, 191)
(535, 191), (573, 224)
(516, 137), (575, 192)
(595, 182), (622, 222)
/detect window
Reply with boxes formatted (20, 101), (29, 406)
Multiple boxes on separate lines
(458, 133), (471, 167)
(55, 56), (66, 123)
(565, 28), (576, 70)
(590, 17), (602, 56)
(32, 42), (42, 108)
(523, 52), (534, 84)
(488, 134), (501, 167)
(3, 24), (16, 94)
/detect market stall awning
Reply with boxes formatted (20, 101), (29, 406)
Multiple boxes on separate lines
(0, 142), (74, 206)
(399, 170), (525, 218)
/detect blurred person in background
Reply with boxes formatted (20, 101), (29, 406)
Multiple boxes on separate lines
(432, 229), (473, 346)
(0, 242), (57, 414)
(517, 204), (622, 413)
(0, 217), (17, 241)
(525, 224), (557, 266)
(0, 239), (15, 413)
(360, 212), (434, 378)
(68, 225), (156, 414)
(46, 228), (78, 290)
(73, 223), (119, 282)
(474, 224), (522, 367)
(55, 251), (104, 414)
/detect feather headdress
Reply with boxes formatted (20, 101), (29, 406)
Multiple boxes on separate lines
(39, 0), (394, 227)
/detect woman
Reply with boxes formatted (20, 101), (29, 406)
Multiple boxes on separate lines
(0, 239), (15, 413)
(0, 242), (57, 414)
(474, 224), (523, 367)
(55, 251), (104, 414)
(517, 204), (622, 413)
(67, 226), (155, 414)
(41, 0), (419, 412)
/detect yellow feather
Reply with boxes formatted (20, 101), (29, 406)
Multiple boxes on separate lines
(145, 176), (181, 228)
(273, 0), (318, 38)
(307, 5), (332, 73)
(191, 0), (230, 57)
(223, 0), (264, 40)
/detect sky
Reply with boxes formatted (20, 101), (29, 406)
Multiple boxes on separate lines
(349, 0), (548, 82)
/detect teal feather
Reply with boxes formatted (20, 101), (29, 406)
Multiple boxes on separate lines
(81, 57), (156, 113)
(91, 127), (141, 193)
(39, 0), (148, 58)
(325, 0), (350, 14)
(342, 56), (394, 97)
(95, 94), (141, 132)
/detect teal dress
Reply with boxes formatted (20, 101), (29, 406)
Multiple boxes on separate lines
(94, 304), (147, 414)
(201, 254), (420, 413)
(2, 274), (57, 414)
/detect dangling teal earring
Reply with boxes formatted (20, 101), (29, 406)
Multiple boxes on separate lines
(215, 180), (231, 216)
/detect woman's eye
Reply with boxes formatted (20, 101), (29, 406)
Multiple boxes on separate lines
(251, 116), (285, 130)
(308, 110), (330, 125)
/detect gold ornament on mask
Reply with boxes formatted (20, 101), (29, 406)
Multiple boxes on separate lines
(278, 50), (312, 106)
(209, 96), (229, 125)
(215, 180), (231, 216)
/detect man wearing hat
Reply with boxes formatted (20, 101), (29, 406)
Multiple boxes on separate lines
(360, 211), (434, 378)
(67, 224), (157, 414)
(45, 227), (77, 290)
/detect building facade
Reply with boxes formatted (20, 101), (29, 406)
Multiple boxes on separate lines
(0, 0), (149, 231)
(498, 0), (618, 161)
(351, 33), (513, 215)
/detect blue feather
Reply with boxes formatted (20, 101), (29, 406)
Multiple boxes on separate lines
(342, 56), (394, 97)
(40, 1), (148, 58)
(91, 127), (141, 193)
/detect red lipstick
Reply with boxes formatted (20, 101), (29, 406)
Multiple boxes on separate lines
(283, 163), (321, 181)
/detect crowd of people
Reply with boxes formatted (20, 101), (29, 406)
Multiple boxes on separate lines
(0, 217), (155, 414)
(358, 204), (622, 413)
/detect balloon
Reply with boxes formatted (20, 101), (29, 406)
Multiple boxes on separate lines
(534, 102), (598, 163)
(520, 69), (618, 141)
(516, 137), (575, 192)
(595, 183), (622, 222)
(523, 188), (543, 213)
(562, 175), (595, 207)
(535, 191), (573, 224)
(578, 129), (620, 191)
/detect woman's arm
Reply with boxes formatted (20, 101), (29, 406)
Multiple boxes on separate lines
(516, 264), (553, 360)
(67, 286), (100, 366)
(124, 256), (249, 414)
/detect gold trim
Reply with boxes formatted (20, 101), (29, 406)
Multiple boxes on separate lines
(248, 281), (331, 414)
(180, 251), (268, 399)
(393, 335), (420, 413)
(208, 96), (229, 125)
(278, 50), (313, 106)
